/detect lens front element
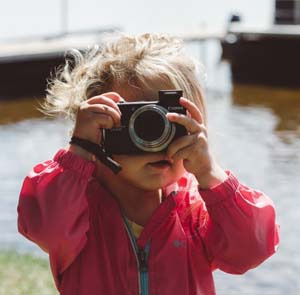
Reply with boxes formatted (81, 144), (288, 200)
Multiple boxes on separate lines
(129, 105), (175, 152)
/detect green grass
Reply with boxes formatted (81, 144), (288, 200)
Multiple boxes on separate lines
(0, 251), (58, 295)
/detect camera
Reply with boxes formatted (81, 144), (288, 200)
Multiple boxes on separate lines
(103, 90), (187, 154)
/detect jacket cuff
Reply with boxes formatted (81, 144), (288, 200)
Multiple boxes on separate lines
(198, 171), (240, 206)
(54, 149), (96, 178)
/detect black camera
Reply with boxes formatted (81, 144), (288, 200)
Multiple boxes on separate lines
(103, 90), (187, 154)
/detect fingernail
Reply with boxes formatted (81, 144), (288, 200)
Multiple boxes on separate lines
(167, 113), (176, 118)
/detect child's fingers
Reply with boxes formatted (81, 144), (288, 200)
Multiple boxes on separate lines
(89, 92), (125, 104)
(73, 112), (115, 144)
(179, 97), (204, 124)
(103, 92), (125, 103)
(166, 133), (198, 158)
(87, 95), (122, 115)
(166, 112), (204, 135)
(171, 143), (196, 163)
(91, 113), (115, 129)
(84, 104), (121, 126)
(73, 93), (124, 144)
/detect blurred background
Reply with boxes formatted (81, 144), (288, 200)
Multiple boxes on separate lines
(1, 0), (300, 294)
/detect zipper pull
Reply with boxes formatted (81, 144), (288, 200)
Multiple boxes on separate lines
(138, 248), (148, 272)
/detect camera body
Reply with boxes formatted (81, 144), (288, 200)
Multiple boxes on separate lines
(103, 90), (187, 154)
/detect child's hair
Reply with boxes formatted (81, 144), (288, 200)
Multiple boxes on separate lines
(42, 32), (207, 123)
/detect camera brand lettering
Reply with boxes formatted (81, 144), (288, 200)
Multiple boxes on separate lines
(167, 106), (183, 111)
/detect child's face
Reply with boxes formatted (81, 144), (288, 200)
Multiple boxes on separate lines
(111, 152), (185, 191)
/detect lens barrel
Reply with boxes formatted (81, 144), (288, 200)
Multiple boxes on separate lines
(128, 105), (175, 152)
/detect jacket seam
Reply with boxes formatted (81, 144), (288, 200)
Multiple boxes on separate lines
(175, 208), (190, 240)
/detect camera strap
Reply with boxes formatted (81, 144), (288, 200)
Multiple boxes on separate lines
(69, 136), (122, 174)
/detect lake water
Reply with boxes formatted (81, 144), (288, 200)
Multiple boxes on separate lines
(1, 8), (300, 293)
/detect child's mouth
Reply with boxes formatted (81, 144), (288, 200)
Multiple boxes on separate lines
(148, 159), (172, 169)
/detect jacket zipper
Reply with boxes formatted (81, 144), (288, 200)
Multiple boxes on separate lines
(122, 217), (150, 295)
(138, 243), (150, 295)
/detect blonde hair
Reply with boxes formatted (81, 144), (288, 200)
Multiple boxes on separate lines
(43, 32), (207, 123)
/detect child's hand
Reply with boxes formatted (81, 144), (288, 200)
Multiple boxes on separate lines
(166, 97), (227, 189)
(69, 92), (123, 160)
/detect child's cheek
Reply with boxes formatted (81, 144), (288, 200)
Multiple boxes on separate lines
(172, 160), (186, 178)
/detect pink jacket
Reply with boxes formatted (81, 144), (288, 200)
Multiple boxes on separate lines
(17, 149), (279, 295)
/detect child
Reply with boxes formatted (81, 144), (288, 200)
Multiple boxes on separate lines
(18, 33), (279, 295)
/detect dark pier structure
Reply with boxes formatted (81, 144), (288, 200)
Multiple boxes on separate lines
(0, 28), (118, 99)
(221, 0), (300, 87)
(0, 47), (64, 99)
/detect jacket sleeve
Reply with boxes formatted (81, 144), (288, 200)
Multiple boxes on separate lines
(17, 149), (95, 280)
(197, 171), (280, 274)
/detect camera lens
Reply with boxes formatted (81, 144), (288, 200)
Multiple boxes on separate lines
(134, 110), (165, 141)
(129, 105), (175, 152)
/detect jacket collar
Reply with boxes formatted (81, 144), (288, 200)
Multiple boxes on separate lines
(137, 174), (189, 248)
(91, 174), (189, 249)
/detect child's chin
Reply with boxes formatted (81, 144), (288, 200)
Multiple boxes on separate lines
(136, 176), (176, 192)
(132, 182), (163, 192)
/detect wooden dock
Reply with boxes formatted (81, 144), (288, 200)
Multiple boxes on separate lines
(0, 28), (224, 60)
(0, 28), (118, 99)
(0, 28), (225, 99)
(178, 28), (225, 42)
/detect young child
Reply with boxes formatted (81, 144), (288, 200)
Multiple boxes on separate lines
(18, 33), (279, 295)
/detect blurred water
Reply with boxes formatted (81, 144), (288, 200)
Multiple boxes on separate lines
(1, 40), (300, 294)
